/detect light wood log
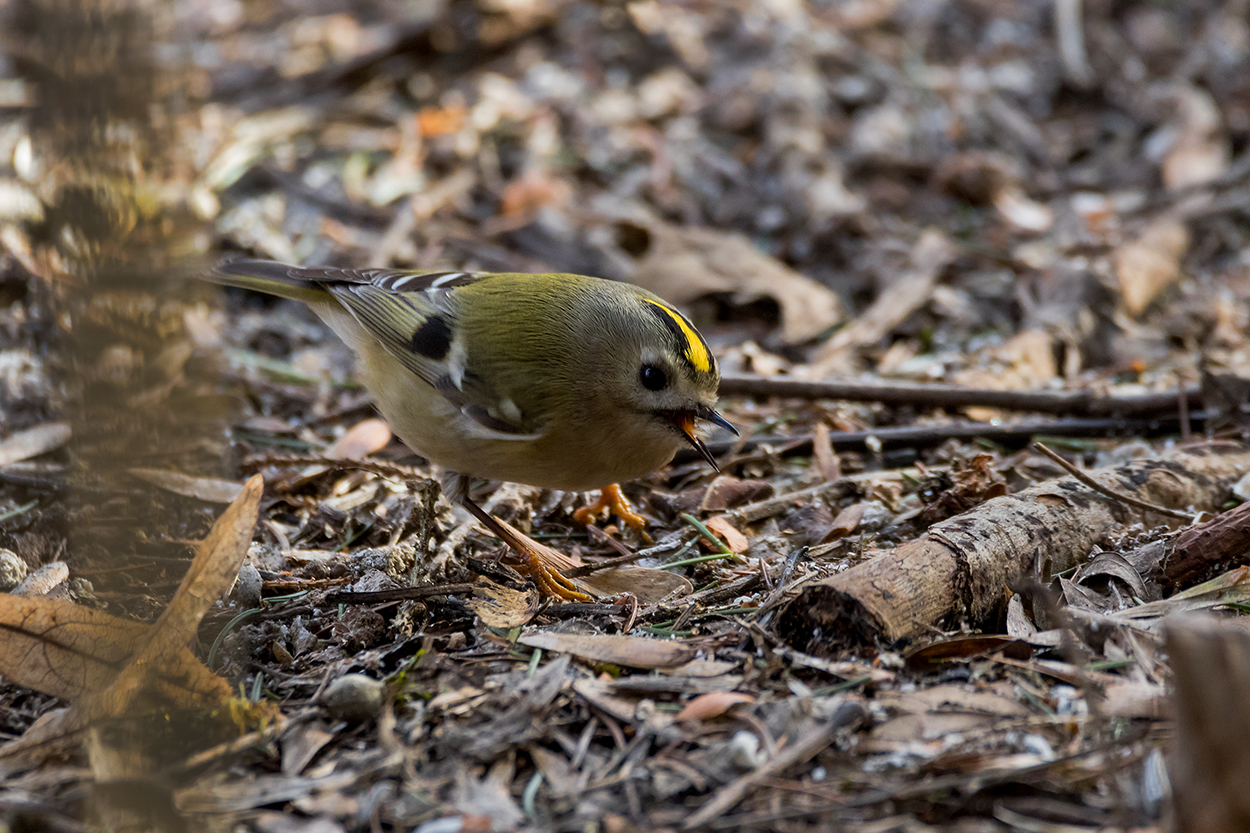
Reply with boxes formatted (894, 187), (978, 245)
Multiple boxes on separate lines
(778, 446), (1250, 649)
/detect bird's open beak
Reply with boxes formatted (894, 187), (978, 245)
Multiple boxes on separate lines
(672, 406), (738, 472)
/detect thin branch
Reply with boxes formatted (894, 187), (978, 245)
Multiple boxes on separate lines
(326, 584), (477, 605)
(1030, 442), (1193, 520)
(718, 374), (1201, 417)
(676, 414), (1197, 465)
(563, 536), (689, 578)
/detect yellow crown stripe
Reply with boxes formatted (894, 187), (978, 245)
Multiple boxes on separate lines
(644, 299), (712, 374)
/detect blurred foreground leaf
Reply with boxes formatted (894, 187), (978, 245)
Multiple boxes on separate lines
(0, 474), (262, 775)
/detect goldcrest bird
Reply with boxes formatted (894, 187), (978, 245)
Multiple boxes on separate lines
(209, 258), (735, 599)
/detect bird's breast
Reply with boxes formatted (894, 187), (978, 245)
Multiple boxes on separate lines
(358, 342), (682, 490)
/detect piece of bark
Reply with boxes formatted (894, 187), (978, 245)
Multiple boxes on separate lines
(777, 446), (1250, 650)
(1166, 613), (1250, 833)
(1160, 499), (1250, 590)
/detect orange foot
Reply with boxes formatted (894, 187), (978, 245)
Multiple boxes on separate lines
(462, 500), (593, 602)
(494, 517), (593, 602)
(573, 483), (651, 540)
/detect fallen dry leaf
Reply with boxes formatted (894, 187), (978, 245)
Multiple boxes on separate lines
(574, 566), (692, 603)
(0, 474), (263, 775)
(903, 635), (1033, 669)
(993, 186), (1053, 232)
(519, 632), (697, 669)
(498, 170), (571, 220)
(813, 229), (956, 371)
(130, 468), (245, 504)
(826, 503), (867, 540)
(98, 474), (262, 714)
(954, 329), (1060, 420)
(1116, 218), (1190, 317)
(572, 675), (673, 725)
(0, 422), (70, 467)
(812, 423), (841, 482)
(996, 328), (1060, 384)
(1102, 679), (1167, 719)
(656, 477), (774, 516)
(626, 220), (843, 344)
(916, 454), (1008, 524)
(1162, 84), (1229, 191)
(427, 685), (488, 715)
(468, 575), (541, 629)
(675, 691), (755, 721)
(297, 418), (395, 482)
(661, 657), (743, 677)
(0, 596), (151, 701)
(702, 517), (749, 554)
(0, 467), (257, 706)
(831, 0), (902, 30)
(325, 418), (392, 459)
(416, 103), (466, 137)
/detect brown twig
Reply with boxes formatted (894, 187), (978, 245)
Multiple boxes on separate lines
(718, 374), (1202, 417)
(541, 602), (637, 617)
(584, 522), (633, 558)
(242, 452), (428, 482)
(1030, 442), (1193, 520)
(620, 593), (639, 632)
(564, 535), (691, 578)
(676, 414), (1197, 465)
(326, 584), (476, 605)
(1178, 371), (1192, 441)
(681, 702), (866, 829)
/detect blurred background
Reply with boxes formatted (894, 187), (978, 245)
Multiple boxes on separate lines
(6, 0), (1250, 419)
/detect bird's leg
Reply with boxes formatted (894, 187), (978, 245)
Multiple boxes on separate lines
(573, 483), (651, 540)
(461, 497), (592, 602)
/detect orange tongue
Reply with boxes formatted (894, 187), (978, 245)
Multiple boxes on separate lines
(675, 412), (697, 441)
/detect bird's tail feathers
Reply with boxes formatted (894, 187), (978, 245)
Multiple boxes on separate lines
(207, 258), (331, 304)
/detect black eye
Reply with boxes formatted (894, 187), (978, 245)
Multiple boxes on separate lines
(640, 364), (668, 391)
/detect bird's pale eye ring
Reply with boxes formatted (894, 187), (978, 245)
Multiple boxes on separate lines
(639, 364), (669, 391)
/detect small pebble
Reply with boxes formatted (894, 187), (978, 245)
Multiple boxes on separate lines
(320, 674), (384, 723)
(728, 729), (764, 770)
(0, 548), (27, 590)
(232, 564), (263, 609)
